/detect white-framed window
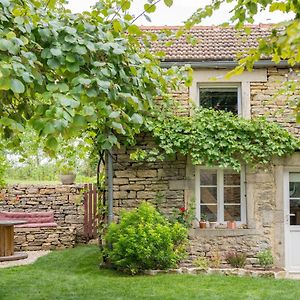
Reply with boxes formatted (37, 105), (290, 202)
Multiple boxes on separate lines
(198, 84), (241, 115)
(195, 167), (246, 224)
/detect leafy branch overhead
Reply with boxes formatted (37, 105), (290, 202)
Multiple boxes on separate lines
(131, 108), (300, 170)
(0, 0), (191, 154)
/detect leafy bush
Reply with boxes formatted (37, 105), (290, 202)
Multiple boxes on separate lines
(104, 202), (188, 274)
(257, 249), (273, 269)
(225, 251), (247, 268)
(194, 256), (209, 270)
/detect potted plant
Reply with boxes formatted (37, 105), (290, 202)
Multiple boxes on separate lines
(56, 142), (79, 185)
(199, 213), (207, 229)
(59, 164), (76, 185)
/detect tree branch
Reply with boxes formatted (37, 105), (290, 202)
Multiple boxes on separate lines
(131, 0), (162, 24)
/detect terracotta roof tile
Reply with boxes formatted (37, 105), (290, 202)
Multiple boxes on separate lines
(141, 24), (272, 61)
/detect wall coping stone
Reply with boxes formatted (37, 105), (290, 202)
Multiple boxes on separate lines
(5, 184), (84, 188)
(190, 228), (262, 238)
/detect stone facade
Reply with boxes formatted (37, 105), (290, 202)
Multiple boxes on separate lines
(188, 229), (271, 265)
(113, 137), (187, 217)
(0, 184), (85, 250)
(251, 67), (300, 137)
(112, 67), (300, 268)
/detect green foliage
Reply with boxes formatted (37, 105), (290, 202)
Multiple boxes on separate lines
(0, 150), (7, 188)
(4, 126), (96, 182)
(257, 249), (274, 269)
(137, 108), (300, 171)
(194, 256), (209, 270)
(170, 204), (195, 228)
(225, 251), (247, 268)
(0, 0), (191, 154)
(104, 202), (188, 274)
(201, 213), (208, 221)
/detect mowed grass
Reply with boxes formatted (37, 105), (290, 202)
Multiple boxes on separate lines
(0, 246), (300, 300)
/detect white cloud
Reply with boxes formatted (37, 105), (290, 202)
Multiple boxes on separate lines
(65, 0), (293, 25)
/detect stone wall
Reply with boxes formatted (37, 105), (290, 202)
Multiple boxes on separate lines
(187, 229), (271, 266)
(251, 67), (300, 137)
(14, 226), (76, 251)
(113, 136), (187, 217)
(0, 184), (86, 250)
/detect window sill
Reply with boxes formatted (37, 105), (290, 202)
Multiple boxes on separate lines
(190, 228), (261, 238)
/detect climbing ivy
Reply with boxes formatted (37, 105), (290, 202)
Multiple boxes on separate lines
(132, 108), (300, 170)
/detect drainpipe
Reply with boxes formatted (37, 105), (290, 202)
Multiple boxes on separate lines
(106, 150), (114, 225)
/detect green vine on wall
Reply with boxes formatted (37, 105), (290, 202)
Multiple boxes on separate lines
(131, 108), (300, 170)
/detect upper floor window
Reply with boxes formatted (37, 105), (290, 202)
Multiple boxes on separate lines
(199, 85), (240, 114)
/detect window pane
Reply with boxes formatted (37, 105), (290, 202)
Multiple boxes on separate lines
(224, 187), (240, 204)
(290, 182), (300, 198)
(224, 205), (241, 221)
(200, 205), (217, 222)
(200, 170), (217, 185)
(200, 187), (217, 204)
(290, 199), (300, 225)
(224, 171), (240, 185)
(199, 88), (238, 114)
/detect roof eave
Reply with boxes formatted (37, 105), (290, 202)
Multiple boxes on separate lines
(160, 60), (292, 69)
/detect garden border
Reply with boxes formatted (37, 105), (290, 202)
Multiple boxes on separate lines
(144, 267), (287, 279)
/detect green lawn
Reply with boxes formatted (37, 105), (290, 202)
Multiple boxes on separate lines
(0, 246), (299, 300)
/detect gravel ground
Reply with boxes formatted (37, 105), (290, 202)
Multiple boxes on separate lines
(0, 251), (50, 269)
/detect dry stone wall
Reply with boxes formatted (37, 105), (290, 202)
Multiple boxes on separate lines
(14, 226), (76, 251)
(0, 184), (85, 250)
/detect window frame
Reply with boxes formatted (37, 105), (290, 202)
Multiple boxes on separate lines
(198, 83), (242, 116)
(195, 166), (246, 224)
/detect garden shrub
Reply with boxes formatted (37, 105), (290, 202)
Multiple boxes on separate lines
(225, 251), (247, 268)
(210, 251), (222, 268)
(104, 202), (188, 274)
(194, 256), (209, 270)
(257, 249), (273, 269)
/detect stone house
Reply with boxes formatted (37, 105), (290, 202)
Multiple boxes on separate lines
(112, 25), (300, 272)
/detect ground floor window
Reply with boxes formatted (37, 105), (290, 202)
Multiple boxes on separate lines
(195, 167), (246, 224)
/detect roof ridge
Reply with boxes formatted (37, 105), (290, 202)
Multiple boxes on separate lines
(140, 24), (274, 30)
(140, 24), (273, 62)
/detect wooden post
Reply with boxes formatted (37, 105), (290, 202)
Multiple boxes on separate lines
(0, 225), (14, 257)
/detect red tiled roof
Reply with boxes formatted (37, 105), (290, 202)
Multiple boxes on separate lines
(141, 24), (272, 61)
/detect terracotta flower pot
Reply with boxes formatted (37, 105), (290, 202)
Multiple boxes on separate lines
(199, 221), (207, 229)
(227, 221), (236, 229)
